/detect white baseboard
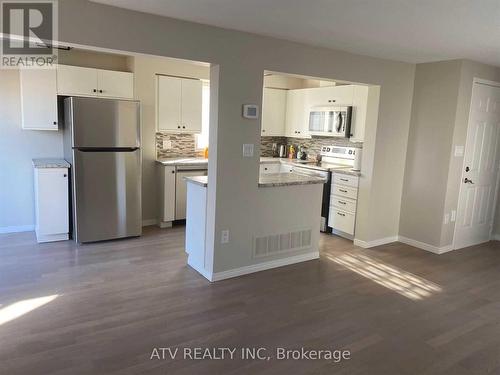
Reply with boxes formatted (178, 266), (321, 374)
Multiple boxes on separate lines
(36, 233), (69, 243)
(397, 236), (453, 255)
(353, 236), (398, 248)
(142, 219), (158, 227)
(0, 225), (35, 234)
(491, 233), (500, 241)
(206, 251), (320, 282)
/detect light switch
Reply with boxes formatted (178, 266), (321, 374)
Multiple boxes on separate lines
(221, 230), (229, 244)
(162, 140), (172, 149)
(451, 210), (456, 222)
(454, 145), (464, 157)
(443, 213), (450, 225)
(243, 144), (254, 157)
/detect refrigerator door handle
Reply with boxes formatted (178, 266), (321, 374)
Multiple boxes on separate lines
(75, 147), (140, 152)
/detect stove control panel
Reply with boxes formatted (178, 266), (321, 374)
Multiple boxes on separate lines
(320, 146), (358, 160)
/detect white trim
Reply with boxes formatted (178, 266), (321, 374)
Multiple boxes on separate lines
(398, 236), (453, 255)
(194, 252), (320, 282)
(187, 257), (213, 281)
(142, 219), (158, 227)
(0, 225), (35, 234)
(35, 233), (69, 243)
(353, 236), (398, 248)
(491, 233), (500, 241)
(473, 77), (500, 88)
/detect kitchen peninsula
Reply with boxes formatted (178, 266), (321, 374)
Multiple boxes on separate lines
(184, 170), (326, 281)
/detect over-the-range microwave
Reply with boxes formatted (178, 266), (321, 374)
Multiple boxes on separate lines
(308, 106), (352, 138)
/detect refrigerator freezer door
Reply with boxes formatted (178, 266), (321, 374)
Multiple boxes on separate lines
(68, 97), (140, 148)
(73, 149), (141, 243)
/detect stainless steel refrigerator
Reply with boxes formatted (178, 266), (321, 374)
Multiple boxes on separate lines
(63, 97), (141, 243)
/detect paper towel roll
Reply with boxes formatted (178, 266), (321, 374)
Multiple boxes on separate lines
(353, 148), (362, 171)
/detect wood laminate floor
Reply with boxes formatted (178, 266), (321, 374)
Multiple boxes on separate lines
(1, 226), (500, 375)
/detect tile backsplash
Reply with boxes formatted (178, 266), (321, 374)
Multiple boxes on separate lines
(157, 133), (361, 160)
(156, 133), (202, 159)
(261, 136), (362, 158)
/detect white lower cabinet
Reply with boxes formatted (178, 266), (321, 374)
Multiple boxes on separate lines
(158, 165), (176, 225)
(34, 167), (69, 243)
(158, 165), (207, 226)
(329, 173), (359, 237)
(329, 209), (356, 235)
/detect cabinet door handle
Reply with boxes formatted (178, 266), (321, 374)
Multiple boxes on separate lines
(340, 178), (348, 182)
(182, 125), (186, 129)
(93, 89), (97, 93)
(337, 212), (346, 217)
(338, 200), (346, 205)
(99, 89), (103, 93)
(53, 121), (57, 125)
(171, 170), (175, 174)
(178, 126), (181, 129)
(63, 174), (67, 177)
(339, 189), (348, 193)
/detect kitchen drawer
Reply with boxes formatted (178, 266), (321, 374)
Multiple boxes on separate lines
(331, 184), (358, 200)
(260, 163), (281, 174)
(328, 208), (355, 235)
(330, 195), (357, 213)
(333, 173), (359, 188)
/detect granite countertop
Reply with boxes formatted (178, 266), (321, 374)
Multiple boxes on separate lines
(32, 158), (70, 169)
(184, 175), (208, 187)
(258, 172), (327, 187)
(156, 157), (208, 166)
(185, 172), (327, 188)
(160, 157), (360, 176)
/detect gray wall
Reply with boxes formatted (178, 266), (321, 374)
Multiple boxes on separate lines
(399, 61), (462, 246)
(0, 70), (63, 232)
(55, 0), (416, 271)
(400, 60), (500, 248)
(0, 50), (131, 232)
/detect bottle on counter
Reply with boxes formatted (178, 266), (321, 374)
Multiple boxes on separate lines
(288, 145), (295, 159)
(203, 147), (209, 159)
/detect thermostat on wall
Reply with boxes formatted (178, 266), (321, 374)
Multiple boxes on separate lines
(242, 104), (259, 119)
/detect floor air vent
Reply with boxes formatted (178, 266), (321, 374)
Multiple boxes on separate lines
(254, 229), (312, 258)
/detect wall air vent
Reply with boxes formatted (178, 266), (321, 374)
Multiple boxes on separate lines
(253, 229), (312, 258)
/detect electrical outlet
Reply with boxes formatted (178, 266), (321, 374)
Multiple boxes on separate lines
(221, 230), (229, 244)
(162, 140), (172, 149)
(451, 210), (456, 222)
(242, 144), (254, 157)
(444, 213), (450, 225)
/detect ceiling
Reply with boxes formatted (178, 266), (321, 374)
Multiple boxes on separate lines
(92, 0), (500, 67)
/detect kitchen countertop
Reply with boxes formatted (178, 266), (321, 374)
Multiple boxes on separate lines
(185, 172), (327, 188)
(156, 157), (208, 166)
(259, 157), (361, 176)
(32, 158), (70, 169)
(159, 156), (360, 176)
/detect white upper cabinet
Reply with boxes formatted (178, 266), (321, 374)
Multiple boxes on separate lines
(261, 88), (287, 136)
(307, 85), (354, 107)
(285, 89), (310, 138)
(350, 85), (379, 143)
(180, 78), (202, 133)
(157, 75), (202, 133)
(97, 69), (134, 99)
(20, 68), (58, 130)
(57, 65), (134, 99)
(57, 65), (97, 96)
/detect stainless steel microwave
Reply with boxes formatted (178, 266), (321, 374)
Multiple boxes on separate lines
(308, 106), (352, 137)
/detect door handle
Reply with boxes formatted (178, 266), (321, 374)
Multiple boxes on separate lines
(464, 178), (474, 184)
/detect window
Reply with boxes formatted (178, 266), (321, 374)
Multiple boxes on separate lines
(196, 82), (210, 149)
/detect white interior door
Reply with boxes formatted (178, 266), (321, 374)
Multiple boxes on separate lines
(454, 82), (500, 249)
